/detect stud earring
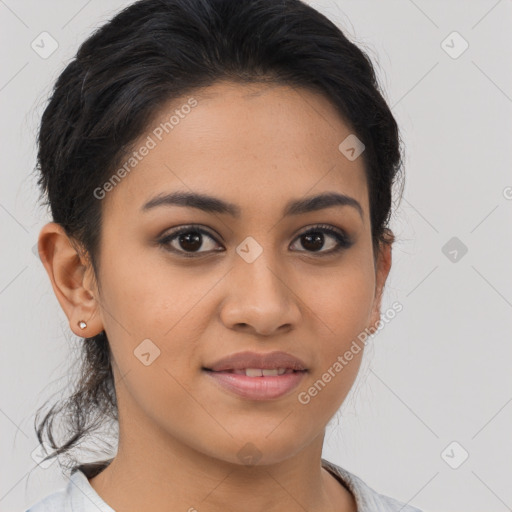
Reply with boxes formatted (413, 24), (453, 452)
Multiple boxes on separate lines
(78, 320), (87, 329)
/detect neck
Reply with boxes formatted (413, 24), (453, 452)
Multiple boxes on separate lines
(88, 423), (356, 512)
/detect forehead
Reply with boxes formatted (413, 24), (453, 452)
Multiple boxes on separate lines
(101, 81), (369, 221)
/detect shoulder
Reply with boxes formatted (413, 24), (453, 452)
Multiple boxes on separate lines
(25, 486), (69, 512)
(321, 458), (424, 512)
(25, 469), (115, 512)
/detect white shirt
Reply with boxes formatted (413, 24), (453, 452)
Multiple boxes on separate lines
(26, 458), (424, 512)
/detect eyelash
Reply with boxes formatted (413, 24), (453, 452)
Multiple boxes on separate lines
(157, 223), (353, 259)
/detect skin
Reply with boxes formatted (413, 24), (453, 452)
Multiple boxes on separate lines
(38, 80), (392, 512)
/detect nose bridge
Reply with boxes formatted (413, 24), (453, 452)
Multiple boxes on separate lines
(234, 239), (286, 302)
(220, 237), (300, 333)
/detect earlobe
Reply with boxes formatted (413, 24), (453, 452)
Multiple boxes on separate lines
(37, 222), (103, 337)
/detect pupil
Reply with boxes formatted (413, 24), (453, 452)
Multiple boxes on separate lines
(302, 232), (323, 251)
(179, 232), (202, 251)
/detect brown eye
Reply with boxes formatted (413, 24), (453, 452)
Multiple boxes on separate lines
(159, 225), (223, 257)
(158, 223), (353, 259)
(175, 231), (203, 252)
(290, 225), (353, 255)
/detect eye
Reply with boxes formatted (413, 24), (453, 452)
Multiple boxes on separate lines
(158, 223), (353, 258)
(290, 224), (353, 255)
(158, 225), (224, 258)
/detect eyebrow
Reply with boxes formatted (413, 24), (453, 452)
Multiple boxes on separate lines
(141, 191), (363, 220)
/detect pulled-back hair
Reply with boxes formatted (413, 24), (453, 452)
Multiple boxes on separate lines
(34, 0), (403, 474)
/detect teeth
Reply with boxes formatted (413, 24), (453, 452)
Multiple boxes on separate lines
(243, 368), (289, 377)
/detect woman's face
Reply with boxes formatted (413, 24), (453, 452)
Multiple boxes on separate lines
(74, 81), (391, 466)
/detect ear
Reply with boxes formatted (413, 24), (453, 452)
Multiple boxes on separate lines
(37, 222), (104, 337)
(368, 229), (394, 330)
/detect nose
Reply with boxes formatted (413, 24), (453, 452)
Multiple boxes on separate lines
(219, 254), (302, 337)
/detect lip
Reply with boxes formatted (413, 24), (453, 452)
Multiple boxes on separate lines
(202, 350), (308, 401)
(204, 369), (307, 400)
(203, 350), (308, 372)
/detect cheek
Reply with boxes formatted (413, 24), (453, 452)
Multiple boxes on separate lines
(97, 252), (210, 382)
(296, 275), (372, 423)
(300, 260), (376, 337)
(97, 243), (191, 335)
(299, 262), (374, 394)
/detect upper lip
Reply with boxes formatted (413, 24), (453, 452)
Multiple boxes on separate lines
(204, 351), (308, 372)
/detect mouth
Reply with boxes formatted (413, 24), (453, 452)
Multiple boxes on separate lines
(202, 367), (308, 400)
(202, 367), (306, 376)
(202, 350), (309, 400)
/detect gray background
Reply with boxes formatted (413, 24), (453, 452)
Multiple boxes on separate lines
(1, 1), (511, 511)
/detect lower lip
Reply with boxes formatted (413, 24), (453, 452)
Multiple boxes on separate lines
(203, 370), (307, 400)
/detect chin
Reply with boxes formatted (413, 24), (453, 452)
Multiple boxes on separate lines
(218, 436), (307, 468)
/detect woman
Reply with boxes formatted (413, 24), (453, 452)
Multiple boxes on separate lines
(28, 0), (421, 510)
